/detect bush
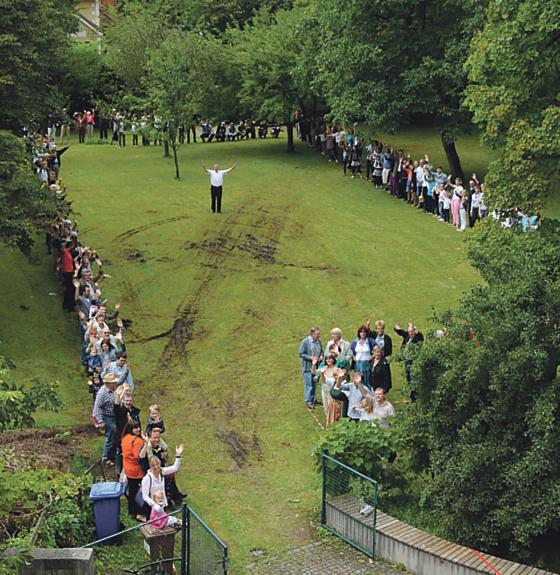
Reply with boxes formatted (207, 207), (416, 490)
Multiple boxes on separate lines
(0, 457), (94, 552)
(313, 419), (399, 483)
(0, 353), (62, 431)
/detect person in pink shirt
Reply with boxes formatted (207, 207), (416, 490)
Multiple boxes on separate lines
(85, 110), (95, 141)
(149, 490), (179, 529)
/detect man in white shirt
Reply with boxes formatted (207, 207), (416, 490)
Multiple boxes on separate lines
(202, 162), (238, 214)
(414, 161), (426, 207)
(338, 372), (369, 421)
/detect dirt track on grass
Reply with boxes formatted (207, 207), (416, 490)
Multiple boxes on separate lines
(2, 424), (97, 472)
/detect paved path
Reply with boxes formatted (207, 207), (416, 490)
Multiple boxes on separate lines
(245, 541), (408, 575)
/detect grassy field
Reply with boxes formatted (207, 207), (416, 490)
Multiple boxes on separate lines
(0, 246), (86, 426)
(1, 128), (486, 571)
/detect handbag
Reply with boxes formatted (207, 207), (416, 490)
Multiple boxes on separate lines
(134, 475), (151, 508)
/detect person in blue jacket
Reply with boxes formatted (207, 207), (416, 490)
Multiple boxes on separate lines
(298, 327), (323, 410)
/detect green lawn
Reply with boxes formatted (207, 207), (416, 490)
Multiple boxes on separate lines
(0, 246), (87, 426)
(2, 130), (486, 572)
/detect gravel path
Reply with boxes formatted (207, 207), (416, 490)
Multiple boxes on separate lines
(245, 541), (408, 575)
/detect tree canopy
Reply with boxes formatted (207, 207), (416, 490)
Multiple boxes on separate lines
(0, 0), (76, 129)
(465, 0), (560, 213)
(228, 6), (316, 151)
(314, 0), (488, 178)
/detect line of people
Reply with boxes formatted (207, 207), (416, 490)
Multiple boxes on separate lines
(31, 133), (70, 188)
(315, 126), (489, 231)
(43, 138), (186, 526)
(200, 120), (281, 142)
(46, 107), (283, 148)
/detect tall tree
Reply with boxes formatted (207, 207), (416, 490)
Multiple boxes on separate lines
(0, 0), (76, 130)
(464, 0), (560, 213)
(104, 6), (168, 96)
(229, 6), (315, 152)
(398, 219), (560, 561)
(60, 43), (120, 112)
(147, 31), (239, 178)
(315, 0), (487, 179)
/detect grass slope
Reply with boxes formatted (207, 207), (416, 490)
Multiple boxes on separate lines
(0, 246), (85, 426)
(1, 131), (484, 572)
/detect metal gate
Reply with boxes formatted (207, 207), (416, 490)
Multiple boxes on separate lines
(321, 453), (379, 558)
(84, 503), (227, 575)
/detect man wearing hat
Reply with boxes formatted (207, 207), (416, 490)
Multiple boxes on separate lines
(92, 372), (118, 465)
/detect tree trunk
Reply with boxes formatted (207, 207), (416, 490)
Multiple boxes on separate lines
(286, 120), (295, 153)
(416, 0), (427, 31)
(168, 125), (180, 179)
(441, 134), (464, 182)
(171, 140), (180, 180)
(164, 139), (170, 158)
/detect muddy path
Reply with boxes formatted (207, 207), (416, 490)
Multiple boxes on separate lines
(113, 215), (190, 242)
(148, 199), (288, 469)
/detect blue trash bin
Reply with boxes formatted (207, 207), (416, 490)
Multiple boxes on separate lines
(89, 482), (126, 544)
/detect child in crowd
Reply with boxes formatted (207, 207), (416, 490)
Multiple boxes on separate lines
(146, 404), (166, 435)
(150, 491), (179, 528)
(88, 371), (103, 403)
(441, 187), (451, 223)
(354, 394), (375, 423)
(86, 344), (102, 376)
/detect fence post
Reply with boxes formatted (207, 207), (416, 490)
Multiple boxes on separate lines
(180, 503), (188, 575)
(372, 482), (379, 558)
(186, 505), (191, 575)
(223, 545), (228, 575)
(321, 452), (327, 526)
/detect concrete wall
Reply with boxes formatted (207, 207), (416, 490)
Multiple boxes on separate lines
(377, 532), (483, 575)
(375, 511), (555, 575)
(18, 548), (95, 575)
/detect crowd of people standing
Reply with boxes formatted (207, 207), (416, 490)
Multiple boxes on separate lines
(299, 320), (425, 427)
(47, 109), (282, 148)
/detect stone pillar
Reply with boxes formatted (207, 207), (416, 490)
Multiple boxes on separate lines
(18, 548), (95, 575)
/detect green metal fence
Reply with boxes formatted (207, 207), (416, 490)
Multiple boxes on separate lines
(321, 453), (379, 558)
(188, 506), (228, 575)
(85, 503), (227, 575)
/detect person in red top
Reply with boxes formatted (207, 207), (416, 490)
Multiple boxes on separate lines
(121, 420), (147, 521)
(61, 240), (75, 311)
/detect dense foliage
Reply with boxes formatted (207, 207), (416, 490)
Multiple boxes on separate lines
(0, 448), (94, 575)
(0, 135), (69, 253)
(399, 219), (560, 560)
(465, 0), (560, 212)
(314, 0), (488, 178)
(314, 420), (398, 477)
(61, 43), (119, 114)
(0, 0), (76, 130)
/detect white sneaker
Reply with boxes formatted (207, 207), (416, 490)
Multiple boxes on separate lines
(360, 505), (374, 516)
